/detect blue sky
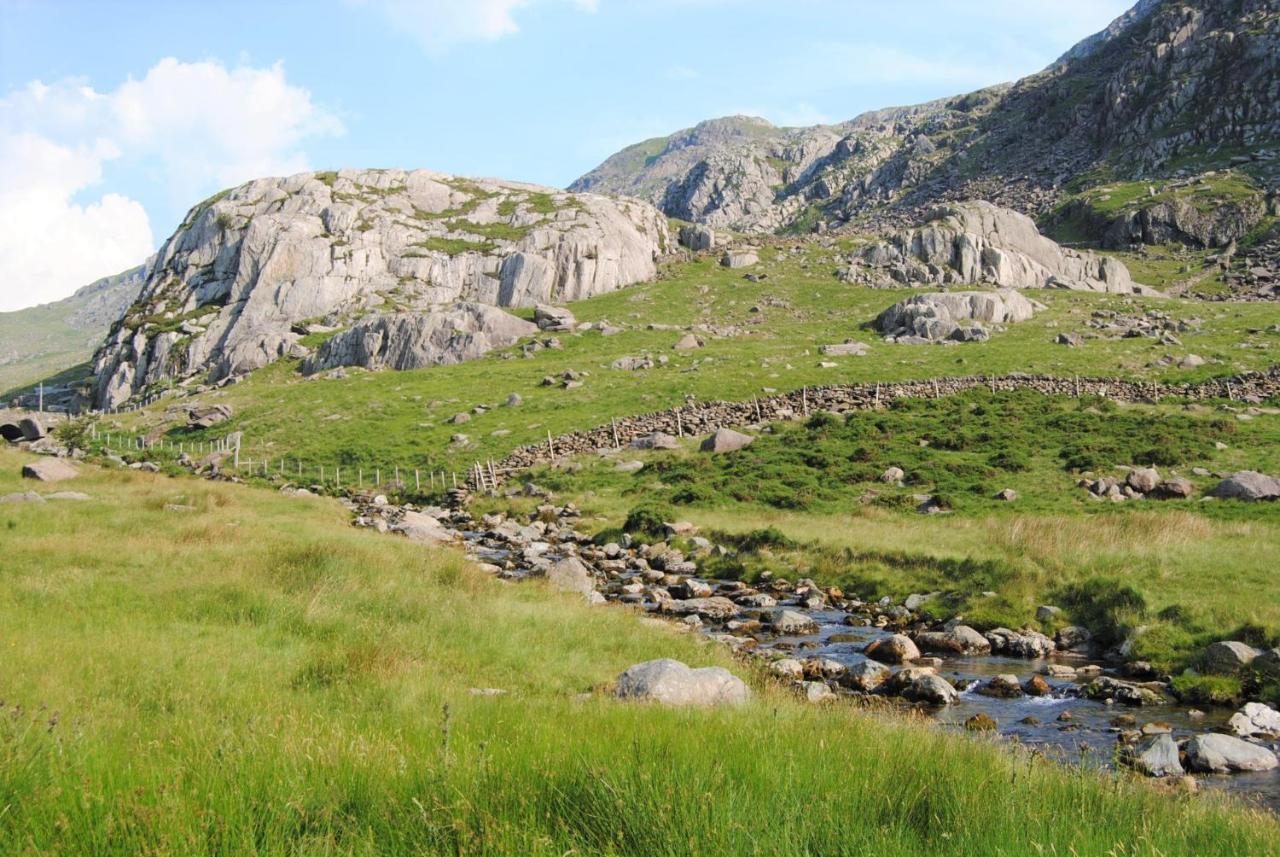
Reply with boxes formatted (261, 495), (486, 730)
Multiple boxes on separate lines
(0, 0), (1134, 311)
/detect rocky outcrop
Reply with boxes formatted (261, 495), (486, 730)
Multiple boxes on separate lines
(847, 203), (1155, 294)
(570, 2), (1280, 235)
(302, 304), (537, 375)
(90, 169), (668, 409)
(875, 289), (1038, 344)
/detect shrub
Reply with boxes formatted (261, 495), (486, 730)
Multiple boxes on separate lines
(1053, 577), (1148, 646)
(622, 504), (672, 540)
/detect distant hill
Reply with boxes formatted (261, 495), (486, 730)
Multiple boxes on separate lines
(571, 0), (1280, 235)
(0, 263), (148, 399)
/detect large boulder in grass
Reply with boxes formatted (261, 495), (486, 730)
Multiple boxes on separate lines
(547, 556), (603, 603)
(1208, 472), (1280, 502)
(21, 459), (79, 483)
(615, 659), (750, 707)
(700, 428), (754, 454)
(395, 511), (454, 544)
(1185, 733), (1279, 773)
(875, 289), (1037, 343)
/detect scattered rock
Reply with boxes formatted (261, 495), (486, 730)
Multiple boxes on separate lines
(915, 625), (991, 656)
(700, 428), (754, 454)
(1204, 640), (1262, 674)
(614, 659), (751, 707)
(771, 609), (819, 636)
(965, 713), (998, 732)
(721, 250), (759, 269)
(841, 659), (892, 692)
(865, 634), (920, 664)
(20, 459), (79, 483)
(534, 305), (577, 332)
(1228, 703), (1280, 739)
(1208, 472), (1280, 502)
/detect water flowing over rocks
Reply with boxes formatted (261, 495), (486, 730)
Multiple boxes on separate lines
(91, 168), (668, 409)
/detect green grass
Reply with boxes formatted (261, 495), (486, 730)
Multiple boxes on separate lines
(105, 244), (1280, 478)
(1, 446), (1278, 855)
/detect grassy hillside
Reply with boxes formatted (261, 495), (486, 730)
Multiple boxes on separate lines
(0, 264), (144, 397)
(1, 446), (1278, 855)
(107, 243), (1280, 477)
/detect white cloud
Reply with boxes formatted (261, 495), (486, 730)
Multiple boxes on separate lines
(350, 0), (598, 54)
(0, 59), (341, 311)
(0, 133), (153, 312)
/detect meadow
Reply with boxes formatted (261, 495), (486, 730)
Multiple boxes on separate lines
(2, 447), (1279, 855)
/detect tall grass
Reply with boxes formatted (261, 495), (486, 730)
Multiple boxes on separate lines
(0, 449), (1277, 855)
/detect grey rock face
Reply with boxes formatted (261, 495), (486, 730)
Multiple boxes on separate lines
(876, 288), (1038, 343)
(1208, 471), (1280, 501)
(852, 203), (1153, 294)
(91, 169), (668, 408)
(302, 305), (536, 375)
(1185, 733), (1279, 773)
(614, 658), (751, 707)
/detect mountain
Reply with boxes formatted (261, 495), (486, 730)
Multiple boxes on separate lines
(0, 263), (148, 398)
(90, 168), (668, 410)
(571, 0), (1280, 236)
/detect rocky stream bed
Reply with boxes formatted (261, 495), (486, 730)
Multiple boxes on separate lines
(342, 489), (1280, 815)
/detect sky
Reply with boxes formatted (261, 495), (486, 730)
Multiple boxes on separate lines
(0, 0), (1134, 312)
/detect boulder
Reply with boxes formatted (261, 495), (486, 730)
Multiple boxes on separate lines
(889, 667), (959, 705)
(985, 628), (1055, 658)
(1208, 472), (1280, 502)
(547, 557), (601, 602)
(1123, 734), (1185, 778)
(673, 334), (703, 351)
(721, 250), (759, 269)
(1126, 467), (1161, 494)
(1228, 703), (1280, 739)
(533, 305), (577, 332)
(915, 625), (991, 656)
(841, 659), (892, 692)
(875, 289), (1037, 343)
(615, 659), (750, 707)
(977, 674), (1024, 698)
(303, 305), (538, 374)
(1255, 648), (1280, 680)
(700, 428), (754, 454)
(17, 417), (47, 441)
(771, 609), (819, 636)
(20, 459), (79, 483)
(1149, 478), (1194, 500)
(186, 404), (233, 429)
(803, 681), (837, 704)
(865, 634), (920, 664)
(770, 658), (804, 680)
(820, 342), (870, 357)
(880, 466), (905, 485)
(678, 224), (716, 252)
(1184, 733), (1279, 773)
(661, 597), (740, 622)
(1204, 641), (1262, 674)
(1084, 676), (1164, 706)
(395, 511), (455, 545)
(965, 713), (998, 732)
(1055, 626), (1093, 653)
(631, 432), (679, 450)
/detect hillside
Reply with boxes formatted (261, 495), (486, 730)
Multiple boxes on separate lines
(572, 0), (1280, 237)
(0, 264), (147, 398)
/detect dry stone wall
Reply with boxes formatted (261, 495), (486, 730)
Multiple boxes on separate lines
(481, 368), (1280, 486)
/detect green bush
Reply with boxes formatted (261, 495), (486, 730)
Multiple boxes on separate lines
(622, 504), (673, 540)
(1053, 577), (1148, 646)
